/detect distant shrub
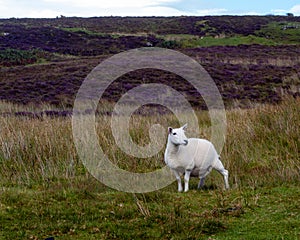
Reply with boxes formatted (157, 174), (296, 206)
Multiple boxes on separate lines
(158, 40), (182, 49)
(0, 48), (41, 66)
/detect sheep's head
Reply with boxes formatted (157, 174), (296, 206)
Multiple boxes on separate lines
(168, 124), (188, 146)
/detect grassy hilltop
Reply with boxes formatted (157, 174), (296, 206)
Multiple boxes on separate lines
(0, 16), (300, 239)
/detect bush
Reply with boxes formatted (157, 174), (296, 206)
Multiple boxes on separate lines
(0, 48), (40, 66)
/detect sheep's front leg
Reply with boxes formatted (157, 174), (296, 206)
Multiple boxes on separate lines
(184, 169), (192, 192)
(173, 170), (183, 192)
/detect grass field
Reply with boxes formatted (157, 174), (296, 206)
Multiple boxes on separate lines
(0, 97), (299, 239)
(159, 34), (279, 48)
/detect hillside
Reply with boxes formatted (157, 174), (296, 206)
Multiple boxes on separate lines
(0, 16), (300, 108)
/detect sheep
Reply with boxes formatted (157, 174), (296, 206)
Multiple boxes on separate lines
(164, 124), (229, 192)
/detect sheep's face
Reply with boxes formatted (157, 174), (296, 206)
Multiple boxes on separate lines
(168, 124), (188, 146)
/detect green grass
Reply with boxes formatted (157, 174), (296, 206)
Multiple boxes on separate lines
(158, 34), (279, 48)
(158, 34), (198, 41)
(59, 29), (283, 49)
(159, 20), (300, 48)
(61, 27), (108, 37)
(0, 98), (299, 239)
(0, 48), (76, 67)
(256, 21), (300, 44)
(180, 35), (278, 48)
(0, 184), (299, 239)
(61, 27), (137, 39)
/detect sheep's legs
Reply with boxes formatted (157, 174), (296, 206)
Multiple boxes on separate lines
(214, 159), (230, 190)
(184, 170), (192, 192)
(221, 169), (230, 190)
(197, 177), (206, 189)
(173, 170), (183, 192)
(173, 170), (192, 192)
(197, 166), (213, 189)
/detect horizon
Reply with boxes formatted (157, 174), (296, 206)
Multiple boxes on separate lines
(0, 0), (300, 18)
(0, 13), (298, 20)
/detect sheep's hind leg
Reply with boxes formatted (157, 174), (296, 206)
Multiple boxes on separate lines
(222, 169), (229, 190)
(173, 170), (183, 192)
(214, 159), (230, 190)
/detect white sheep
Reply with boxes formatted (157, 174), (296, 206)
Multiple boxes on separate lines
(164, 124), (229, 192)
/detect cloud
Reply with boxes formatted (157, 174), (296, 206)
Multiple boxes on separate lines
(0, 0), (184, 18)
(0, 1), (10, 17)
(26, 10), (67, 18)
(290, 4), (300, 15)
(194, 8), (228, 16)
(23, 0), (185, 17)
(66, 6), (187, 17)
(271, 9), (287, 15)
(0, 1), (59, 18)
(3, 0), (299, 18)
(64, 2), (230, 17)
(132, 6), (188, 16)
(272, 4), (300, 16)
(43, 0), (180, 8)
(234, 11), (262, 16)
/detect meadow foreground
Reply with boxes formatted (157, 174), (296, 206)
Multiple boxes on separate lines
(0, 98), (299, 239)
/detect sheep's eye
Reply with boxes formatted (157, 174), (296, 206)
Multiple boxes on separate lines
(173, 133), (177, 135)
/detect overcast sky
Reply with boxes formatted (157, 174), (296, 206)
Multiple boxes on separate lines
(1, 0), (300, 18)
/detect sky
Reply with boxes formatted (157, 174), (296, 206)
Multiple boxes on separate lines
(1, 0), (300, 18)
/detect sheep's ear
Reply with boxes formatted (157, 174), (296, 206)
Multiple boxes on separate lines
(182, 124), (188, 131)
(168, 127), (173, 134)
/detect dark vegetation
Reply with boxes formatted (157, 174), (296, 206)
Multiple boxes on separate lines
(0, 16), (300, 109)
(2, 15), (300, 36)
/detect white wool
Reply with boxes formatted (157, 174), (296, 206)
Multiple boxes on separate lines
(164, 124), (229, 192)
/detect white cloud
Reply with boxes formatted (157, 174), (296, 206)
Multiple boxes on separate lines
(271, 9), (291, 15)
(131, 6), (188, 16)
(235, 11), (262, 16)
(1, 0), (184, 18)
(0, 0), (191, 18)
(290, 4), (300, 15)
(272, 4), (300, 16)
(61, 6), (187, 17)
(194, 8), (228, 16)
(0, 0), (184, 18)
(0, 1), (10, 17)
(43, 0), (180, 8)
(0, 1), (57, 18)
(3, 0), (299, 18)
(26, 10), (67, 18)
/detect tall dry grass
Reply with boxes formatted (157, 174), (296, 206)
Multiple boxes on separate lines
(0, 116), (77, 186)
(223, 97), (300, 188)
(0, 97), (299, 189)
